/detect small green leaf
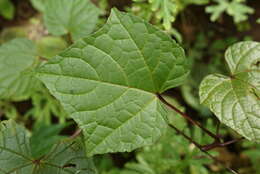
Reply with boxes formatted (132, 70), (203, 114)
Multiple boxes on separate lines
(0, 38), (39, 101)
(37, 9), (189, 156)
(0, 120), (96, 173)
(206, 0), (254, 23)
(30, 123), (67, 159)
(200, 41), (260, 142)
(226, 0), (254, 23)
(30, 0), (46, 12)
(205, 0), (228, 22)
(150, 0), (177, 30)
(43, 0), (100, 41)
(36, 36), (68, 59)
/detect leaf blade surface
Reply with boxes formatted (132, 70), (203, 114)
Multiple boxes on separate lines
(200, 41), (260, 142)
(0, 120), (96, 174)
(44, 0), (100, 41)
(38, 9), (189, 156)
(0, 38), (38, 100)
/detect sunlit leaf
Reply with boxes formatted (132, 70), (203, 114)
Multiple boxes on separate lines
(200, 41), (260, 142)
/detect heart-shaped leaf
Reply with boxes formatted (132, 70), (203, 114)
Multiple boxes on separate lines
(37, 9), (189, 156)
(0, 120), (96, 174)
(200, 41), (260, 142)
(43, 0), (100, 41)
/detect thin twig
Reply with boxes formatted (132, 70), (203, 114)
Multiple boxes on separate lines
(168, 124), (239, 174)
(39, 56), (48, 61)
(202, 137), (245, 151)
(216, 120), (221, 135)
(157, 94), (221, 141)
(70, 129), (82, 139)
(67, 33), (73, 45)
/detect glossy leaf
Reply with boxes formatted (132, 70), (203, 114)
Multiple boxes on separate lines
(200, 41), (260, 142)
(0, 120), (96, 174)
(43, 0), (100, 41)
(37, 9), (189, 156)
(0, 38), (39, 101)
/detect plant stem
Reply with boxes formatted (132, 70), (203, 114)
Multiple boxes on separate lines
(169, 124), (239, 174)
(157, 94), (244, 150)
(70, 129), (82, 139)
(216, 120), (221, 136)
(39, 56), (48, 62)
(157, 94), (221, 141)
(67, 33), (73, 45)
(202, 137), (245, 151)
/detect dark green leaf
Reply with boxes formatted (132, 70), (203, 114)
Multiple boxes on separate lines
(0, 120), (96, 174)
(0, 0), (15, 20)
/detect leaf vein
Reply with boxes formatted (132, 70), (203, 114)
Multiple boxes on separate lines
(87, 97), (157, 154)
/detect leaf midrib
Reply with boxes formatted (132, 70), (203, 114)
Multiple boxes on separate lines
(200, 76), (227, 104)
(38, 71), (154, 96)
(230, 79), (258, 141)
(113, 10), (156, 92)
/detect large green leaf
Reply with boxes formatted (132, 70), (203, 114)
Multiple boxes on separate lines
(0, 38), (39, 101)
(37, 9), (189, 156)
(0, 120), (96, 174)
(43, 0), (100, 41)
(200, 41), (260, 142)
